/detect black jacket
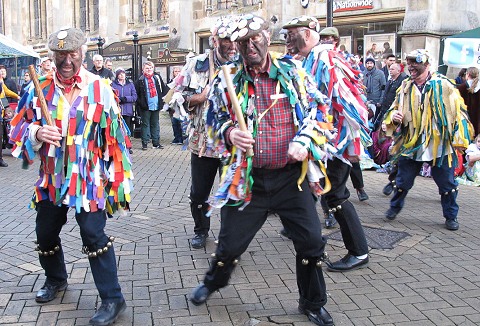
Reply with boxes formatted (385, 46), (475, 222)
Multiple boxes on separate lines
(90, 67), (115, 80)
(134, 73), (167, 110)
(374, 72), (407, 129)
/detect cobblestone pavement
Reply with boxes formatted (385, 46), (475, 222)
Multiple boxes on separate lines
(1, 115), (480, 325)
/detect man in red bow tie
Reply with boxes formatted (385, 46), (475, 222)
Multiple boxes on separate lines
(9, 27), (133, 326)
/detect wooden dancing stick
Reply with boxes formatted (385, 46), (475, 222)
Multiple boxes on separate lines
(28, 65), (61, 147)
(221, 65), (253, 158)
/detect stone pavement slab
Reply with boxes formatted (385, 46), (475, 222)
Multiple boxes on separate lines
(1, 115), (480, 325)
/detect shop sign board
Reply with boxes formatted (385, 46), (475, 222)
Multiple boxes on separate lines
(443, 38), (480, 68)
(333, 0), (373, 12)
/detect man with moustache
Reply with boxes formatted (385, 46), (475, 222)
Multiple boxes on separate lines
(9, 28), (132, 325)
(383, 49), (473, 230)
(168, 16), (239, 249)
(189, 14), (334, 326)
(283, 18), (371, 272)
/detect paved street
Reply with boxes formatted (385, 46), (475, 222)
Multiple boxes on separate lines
(1, 115), (480, 326)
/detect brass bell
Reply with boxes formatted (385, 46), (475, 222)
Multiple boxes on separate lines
(97, 249), (103, 255)
(49, 250), (55, 255)
(233, 259), (239, 265)
(103, 247), (108, 253)
(54, 246), (60, 251)
(107, 242), (112, 248)
(316, 261), (322, 267)
(217, 261), (225, 267)
(302, 259), (309, 265)
(109, 236), (115, 242)
(211, 253), (216, 257)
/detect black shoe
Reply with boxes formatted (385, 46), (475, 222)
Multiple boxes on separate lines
(279, 228), (292, 239)
(385, 208), (398, 220)
(382, 182), (394, 196)
(89, 299), (126, 326)
(152, 144), (164, 149)
(326, 253), (369, 272)
(191, 233), (208, 249)
(0, 159), (7, 167)
(129, 149), (133, 154)
(324, 212), (337, 229)
(356, 188), (369, 201)
(298, 305), (334, 326)
(190, 283), (214, 306)
(35, 280), (68, 303)
(142, 143), (147, 151)
(445, 218), (459, 231)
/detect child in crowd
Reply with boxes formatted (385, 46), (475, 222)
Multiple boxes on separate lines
(464, 133), (480, 183)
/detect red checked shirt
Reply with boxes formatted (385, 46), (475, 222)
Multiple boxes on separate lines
(248, 63), (296, 169)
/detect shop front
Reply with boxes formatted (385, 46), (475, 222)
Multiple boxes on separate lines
(319, 1), (405, 66)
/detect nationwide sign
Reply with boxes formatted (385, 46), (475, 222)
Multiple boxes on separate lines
(443, 38), (480, 68)
(333, 0), (373, 12)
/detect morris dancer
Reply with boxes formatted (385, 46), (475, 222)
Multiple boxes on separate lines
(9, 28), (133, 326)
(283, 17), (371, 272)
(168, 16), (238, 249)
(190, 15), (335, 326)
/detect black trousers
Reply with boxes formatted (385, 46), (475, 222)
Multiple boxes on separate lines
(35, 200), (123, 303)
(203, 164), (328, 310)
(349, 161), (364, 189)
(190, 153), (221, 235)
(323, 157), (369, 256)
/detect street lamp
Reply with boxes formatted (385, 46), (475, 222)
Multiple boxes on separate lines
(327, 0), (333, 27)
(132, 32), (139, 81)
(97, 36), (105, 55)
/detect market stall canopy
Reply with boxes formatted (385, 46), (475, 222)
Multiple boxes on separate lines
(442, 27), (480, 68)
(0, 33), (40, 58)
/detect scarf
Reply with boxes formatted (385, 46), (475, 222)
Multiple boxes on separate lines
(144, 72), (157, 98)
(55, 70), (82, 93)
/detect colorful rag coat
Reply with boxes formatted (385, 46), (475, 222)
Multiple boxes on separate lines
(303, 44), (372, 162)
(9, 69), (134, 215)
(206, 52), (337, 208)
(168, 52), (216, 157)
(384, 72), (473, 167)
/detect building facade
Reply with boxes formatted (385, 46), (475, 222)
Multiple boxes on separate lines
(0, 0), (479, 84)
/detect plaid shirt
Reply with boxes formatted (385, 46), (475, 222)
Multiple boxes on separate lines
(249, 69), (295, 169)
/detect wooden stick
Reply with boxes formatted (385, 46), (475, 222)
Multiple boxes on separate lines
(208, 49), (215, 83)
(221, 65), (253, 157)
(28, 65), (60, 147)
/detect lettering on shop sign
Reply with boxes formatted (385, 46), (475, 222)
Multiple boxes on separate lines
(150, 49), (186, 65)
(103, 42), (134, 56)
(333, 0), (373, 12)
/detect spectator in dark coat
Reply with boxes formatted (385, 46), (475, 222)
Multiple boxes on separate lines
(134, 61), (168, 150)
(380, 53), (396, 81)
(374, 63), (407, 130)
(90, 54), (115, 81)
(458, 66), (480, 135)
(363, 57), (386, 106)
(112, 67), (137, 152)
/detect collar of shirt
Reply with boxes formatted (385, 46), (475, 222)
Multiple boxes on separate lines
(53, 67), (99, 104)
